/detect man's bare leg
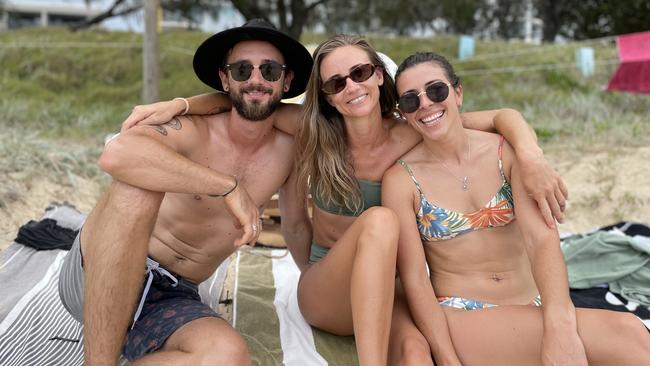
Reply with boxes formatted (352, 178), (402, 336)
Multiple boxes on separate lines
(130, 317), (250, 366)
(81, 180), (164, 365)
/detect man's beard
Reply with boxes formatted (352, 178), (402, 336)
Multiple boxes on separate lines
(231, 85), (283, 121)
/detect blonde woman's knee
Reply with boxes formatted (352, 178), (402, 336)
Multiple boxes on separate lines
(360, 206), (399, 234)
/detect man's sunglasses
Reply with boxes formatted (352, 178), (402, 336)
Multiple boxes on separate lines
(224, 61), (286, 82)
(321, 64), (377, 95)
(397, 81), (451, 114)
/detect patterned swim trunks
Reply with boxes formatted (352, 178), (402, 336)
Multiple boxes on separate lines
(58, 233), (221, 361)
(123, 269), (220, 360)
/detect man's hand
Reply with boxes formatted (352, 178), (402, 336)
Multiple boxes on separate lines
(121, 99), (187, 132)
(223, 184), (262, 247)
(541, 330), (588, 366)
(518, 151), (568, 228)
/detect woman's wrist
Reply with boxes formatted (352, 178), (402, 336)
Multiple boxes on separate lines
(173, 97), (190, 116)
(516, 144), (544, 163)
(543, 302), (578, 332)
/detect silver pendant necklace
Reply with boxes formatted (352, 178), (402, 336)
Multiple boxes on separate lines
(429, 136), (471, 191)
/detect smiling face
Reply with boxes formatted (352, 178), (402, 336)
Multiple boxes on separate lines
(319, 45), (384, 119)
(396, 62), (463, 139)
(219, 40), (293, 121)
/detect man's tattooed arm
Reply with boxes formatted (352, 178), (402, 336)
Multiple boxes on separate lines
(166, 117), (182, 130)
(149, 125), (168, 136)
(148, 117), (182, 136)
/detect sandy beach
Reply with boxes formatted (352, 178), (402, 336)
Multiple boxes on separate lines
(2, 145), (649, 251)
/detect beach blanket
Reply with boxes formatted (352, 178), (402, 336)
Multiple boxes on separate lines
(0, 246), (83, 366)
(234, 248), (358, 365)
(2, 205), (648, 365)
(563, 222), (650, 330)
(0, 205), (357, 365)
(0, 204), (229, 366)
(0, 244), (358, 366)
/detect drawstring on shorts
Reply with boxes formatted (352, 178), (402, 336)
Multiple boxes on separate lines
(131, 258), (179, 329)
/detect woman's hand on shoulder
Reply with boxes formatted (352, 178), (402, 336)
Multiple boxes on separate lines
(516, 149), (568, 228)
(121, 99), (188, 132)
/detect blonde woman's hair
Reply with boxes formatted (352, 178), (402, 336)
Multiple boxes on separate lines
(295, 34), (397, 214)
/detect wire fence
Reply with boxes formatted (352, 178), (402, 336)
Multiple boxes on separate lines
(452, 35), (617, 64)
(461, 59), (619, 76)
(0, 36), (622, 77)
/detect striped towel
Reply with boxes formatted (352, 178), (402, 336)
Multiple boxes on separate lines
(234, 248), (358, 365)
(0, 244), (358, 365)
(0, 202), (358, 365)
(0, 247), (83, 366)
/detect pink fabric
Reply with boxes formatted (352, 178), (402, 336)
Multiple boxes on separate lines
(607, 62), (650, 94)
(617, 31), (650, 62)
(607, 31), (650, 94)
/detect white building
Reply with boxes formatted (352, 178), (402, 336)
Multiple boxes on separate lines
(1, 0), (244, 32)
(1, 0), (102, 30)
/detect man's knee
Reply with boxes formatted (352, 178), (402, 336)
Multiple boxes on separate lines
(180, 319), (250, 366)
(82, 180), (164, 244)
(104, 180), (164, 214)
(194, 333), (250, 366)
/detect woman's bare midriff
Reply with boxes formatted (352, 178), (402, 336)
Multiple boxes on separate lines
(425, 226), (540, 306)
(311, 207), (357, 249)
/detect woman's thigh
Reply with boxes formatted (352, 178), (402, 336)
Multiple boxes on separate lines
(298, 207), (399, 335)
(445, 306), (649, 366)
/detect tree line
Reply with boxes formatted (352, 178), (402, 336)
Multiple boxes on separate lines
(77, 0), (650, 41)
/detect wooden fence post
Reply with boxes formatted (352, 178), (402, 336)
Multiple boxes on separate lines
(143, 0), (159, 103)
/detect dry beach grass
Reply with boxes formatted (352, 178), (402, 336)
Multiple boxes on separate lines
(1, 28), (649, 250)
(2, 143), (649, 250)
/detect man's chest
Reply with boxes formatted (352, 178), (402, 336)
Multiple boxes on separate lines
(186, 145), (291, 205)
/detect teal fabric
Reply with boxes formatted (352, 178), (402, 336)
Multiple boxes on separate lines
(311, 179), (381, 217)
(562, 231), (650, 306)
(309, 241), (330, 264)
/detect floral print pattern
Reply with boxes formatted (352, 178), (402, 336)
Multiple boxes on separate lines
(398, 137), (515, 242)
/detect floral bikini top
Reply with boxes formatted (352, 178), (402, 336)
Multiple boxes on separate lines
(398, 137), (515, 242)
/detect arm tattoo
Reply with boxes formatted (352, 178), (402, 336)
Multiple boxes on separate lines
(149, 125), (168, 136)
(164, 117), (182, 130)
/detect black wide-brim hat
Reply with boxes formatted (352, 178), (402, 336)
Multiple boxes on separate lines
(193, 19), (313, 99)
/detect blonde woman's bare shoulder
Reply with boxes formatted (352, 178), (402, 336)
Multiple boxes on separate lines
(383, 158), (412, 185)
(386, 115), (421, 150)
(274, 103), (302, 135)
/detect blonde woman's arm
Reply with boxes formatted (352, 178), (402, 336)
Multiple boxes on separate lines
(121, 93), (301, 135)
(461, 108), (567, 228)
(121, 92), (232, 132)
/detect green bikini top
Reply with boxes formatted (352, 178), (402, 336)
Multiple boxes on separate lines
(311, 179), (382, 217)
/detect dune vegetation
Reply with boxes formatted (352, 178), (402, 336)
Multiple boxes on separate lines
(1, 27), (648, 245)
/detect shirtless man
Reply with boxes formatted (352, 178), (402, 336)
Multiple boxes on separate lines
(58, 19), (313, 366)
